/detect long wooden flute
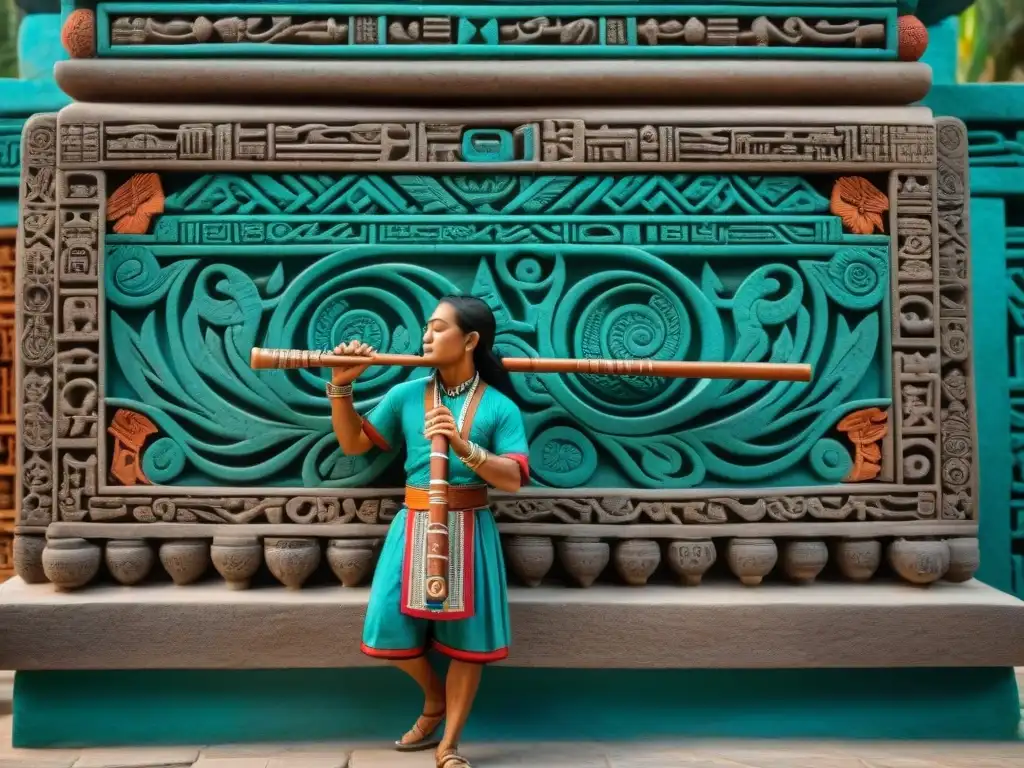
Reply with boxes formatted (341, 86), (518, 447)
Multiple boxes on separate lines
(249, 348), (812, 382)
(253, 345), (811, 606)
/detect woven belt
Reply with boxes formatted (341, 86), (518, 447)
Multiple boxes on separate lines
(405, 485), (489, 511)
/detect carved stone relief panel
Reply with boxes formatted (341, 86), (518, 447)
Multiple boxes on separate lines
(16, 106), (981, 591)
(31, 112), (968, 516)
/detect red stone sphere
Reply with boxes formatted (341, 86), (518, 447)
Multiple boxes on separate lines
(898, 15), (928, 62)
(62, 9), (96, 59)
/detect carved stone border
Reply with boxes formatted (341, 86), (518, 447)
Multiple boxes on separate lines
(79, 491), (963, 528)
(934, 118), (976, 522)
(17, 115), (58, 531)
(55, 164), (104, 524)
(54, 103), (938, 172)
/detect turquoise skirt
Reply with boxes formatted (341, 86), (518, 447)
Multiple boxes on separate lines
(360, 506), (512, 664)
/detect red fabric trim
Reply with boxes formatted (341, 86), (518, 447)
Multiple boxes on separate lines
(361, 419), (390, 452)
(432, 640), (509, 664)
(503, 453), (530, 485)
(360, 642), (425, 660)
(400, 509), (476, 622)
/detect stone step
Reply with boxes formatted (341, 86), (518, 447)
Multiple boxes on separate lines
(1, 577), (1022, 670)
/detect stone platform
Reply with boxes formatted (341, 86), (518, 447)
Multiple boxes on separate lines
(1, 578), (1022, 670)
(3, 733), (1024, 768)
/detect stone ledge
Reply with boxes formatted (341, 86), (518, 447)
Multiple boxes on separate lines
(54, 60), (933, 107)
(1, 578), (1021, 671)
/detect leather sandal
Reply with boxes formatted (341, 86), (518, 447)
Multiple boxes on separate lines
(437, 746), (472, 768)
(394, 709), (445, 752)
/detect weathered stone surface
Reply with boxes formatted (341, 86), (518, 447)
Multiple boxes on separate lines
(2, 579), (1023, 670)
(70, 748), (199, 767)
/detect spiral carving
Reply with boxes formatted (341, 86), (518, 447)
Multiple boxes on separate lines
(545, 267), (699, 424)
(268, 248), (459, 401)
(814, 248), (887, 310)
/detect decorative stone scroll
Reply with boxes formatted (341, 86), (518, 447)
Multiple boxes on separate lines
(56, 117), (938, 169)
(96, 7), (897, 59)
(80, 490), (942, 526)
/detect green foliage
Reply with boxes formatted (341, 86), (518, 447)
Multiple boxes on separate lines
(960, 0), (1024, 82)
(0, 0), (18, 79)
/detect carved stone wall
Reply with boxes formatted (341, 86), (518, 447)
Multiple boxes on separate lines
(0, 228), (15, 580)
(10, 105), (981, 592)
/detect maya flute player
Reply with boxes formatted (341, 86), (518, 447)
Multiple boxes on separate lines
(329, 295), (530, 768)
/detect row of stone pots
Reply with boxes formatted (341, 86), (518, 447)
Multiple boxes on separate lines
(15, 535), (378, 591)
(508, 535), (979, 588)
(13, 534), (979, 591)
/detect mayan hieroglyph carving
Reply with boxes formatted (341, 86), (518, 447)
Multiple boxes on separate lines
(0, 230), (15, 580)
(55, 119), (938, 167)
(18, 116), (59, 531)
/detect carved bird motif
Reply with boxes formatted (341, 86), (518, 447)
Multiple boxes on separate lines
(830, 176), (889, 235)
(107, 173), (166, 235)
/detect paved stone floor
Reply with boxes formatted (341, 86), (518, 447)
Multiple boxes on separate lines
(2, 735), (1024, 768)
(0, 671), (1021, 767)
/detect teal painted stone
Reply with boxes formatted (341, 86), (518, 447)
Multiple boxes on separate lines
(0, 119), (24, 191)
(916, 0), (974, 27)
(0, 11), (71, 227)
(92, 3), (902, 60)
(12, 667), (1022, 747)
(919, 63), (1024, 601)
(103, 172), (891, 490)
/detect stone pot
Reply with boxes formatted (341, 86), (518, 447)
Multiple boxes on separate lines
(888, 539), (950, 585)
(13, 534), (47, 584)
(504, 535), (554, 587)
(666, 539), (717, 586)
(211, 535), (262, 590)
(945, 537), (980, 583)
(327, 539), (375, 587)
(105, 539), (154, 586)
(726, 538), (778, 586)
(42, 538), (101, 590)
(613, 539), (661, 586)
(782, 540), (828, 584)
(159, 539), (210, 586)
(265, 537), (321, 589)
(835, 538), (881, 582)
(556, 538), (609, 588)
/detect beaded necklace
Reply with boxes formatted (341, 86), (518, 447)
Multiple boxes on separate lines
(433, 371), (480, 432)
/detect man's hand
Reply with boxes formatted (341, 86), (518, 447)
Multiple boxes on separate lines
(331, 340), (376, 386)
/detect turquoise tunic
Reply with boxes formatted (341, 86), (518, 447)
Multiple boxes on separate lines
(359, 375), (529, 664)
